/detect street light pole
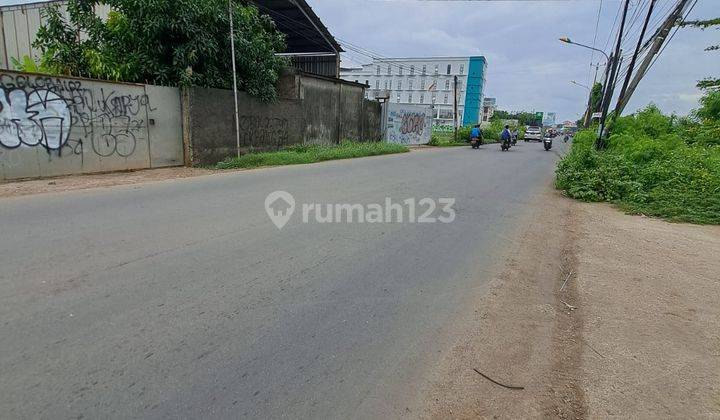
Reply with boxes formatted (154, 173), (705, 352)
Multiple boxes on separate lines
(229, 0), (241, 159)
(558, 37), (610, 63)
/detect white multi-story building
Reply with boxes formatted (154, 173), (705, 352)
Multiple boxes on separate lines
(482, 97), (497, 123)
(340, 56), (487, 126)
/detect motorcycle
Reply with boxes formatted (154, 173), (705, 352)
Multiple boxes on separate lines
(563, 135), (569, 143)
(543, 136), (553, 151)
(470, 137), (482, 149)
(501, 137), (511, 151)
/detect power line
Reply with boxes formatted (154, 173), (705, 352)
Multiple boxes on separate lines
(587, 0), (604, 87)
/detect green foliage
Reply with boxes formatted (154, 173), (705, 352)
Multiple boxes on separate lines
(10, 55), (54, 74)
(33, 0), (287, 101)
(590, 82), (603, 113)
(556, 102), (720, 224)
(696, 90), (720, 121)
(491, 110), (541, 126)
(428, 133), (465, 147)
(216, 141), (409, 169)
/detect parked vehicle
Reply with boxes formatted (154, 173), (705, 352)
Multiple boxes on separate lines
(543, 134), (553, 151)
(525, 126), (542, 142)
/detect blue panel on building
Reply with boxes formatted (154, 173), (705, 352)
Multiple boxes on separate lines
(462, 56), (486, 126)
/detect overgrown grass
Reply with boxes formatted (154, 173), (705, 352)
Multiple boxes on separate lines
(215, 141), (409, 169)
(556, 104), (720, 224)
(428, 131), (466, 147)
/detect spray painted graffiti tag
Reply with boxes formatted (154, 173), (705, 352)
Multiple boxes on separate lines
(400, 113), (426, 136)
(0, 88), (72, 150)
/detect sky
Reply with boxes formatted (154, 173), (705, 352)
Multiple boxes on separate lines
(307, 0), (719, 122)
(1, 0), (715, 122)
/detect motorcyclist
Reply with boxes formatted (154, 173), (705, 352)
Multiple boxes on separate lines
(511, 128), (518, 145)
(501, 125), (512, 145)
(470, 124), (483, 145)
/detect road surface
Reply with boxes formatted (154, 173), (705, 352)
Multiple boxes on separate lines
(1, 141), (565, 419)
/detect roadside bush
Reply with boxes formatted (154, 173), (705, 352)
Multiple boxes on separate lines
(556, 103), (720, 224)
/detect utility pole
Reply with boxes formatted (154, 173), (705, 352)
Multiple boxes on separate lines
(615, 0), (657, 116)
(597, 0), (630, 148)
(616, 0), (691, 115)
(453, 75), (458, 142)
(229, 0), (241, 158)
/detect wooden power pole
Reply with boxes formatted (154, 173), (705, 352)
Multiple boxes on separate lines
(615, 0), (691, 115)
(597, 0), (630, 148)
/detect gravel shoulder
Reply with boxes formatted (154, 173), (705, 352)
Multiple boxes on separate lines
(424, 192), (720, 418)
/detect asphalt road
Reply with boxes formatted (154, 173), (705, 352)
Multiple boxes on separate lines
(1, 140), (566, 419)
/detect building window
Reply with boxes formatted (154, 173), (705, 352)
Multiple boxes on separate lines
(398, 80), (402, 90)
(459, 64), (464, 75)
(409, 80), (413, 90)
(445, 80), (450, 90)
(397, 92), (401, 102)
(444, 94), (449, 104)
(408, 93), (413, 103)
(419, 94), (424, 104)
(434, 64), (438, 75)
(420, 78), (425, 90)
(399, 66), (403, 76)
(387, 65), (391, 75)
(410, 65), (414, 75)
(446, 64), (451, 75)
(432, 95), (437, 104)
(422, 65), (427, 75)
(384, 80), (388, 90)
(376, 66), (380, 76)
(375, 80), (379, 89)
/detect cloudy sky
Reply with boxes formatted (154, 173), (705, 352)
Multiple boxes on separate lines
(1, 0), (715, 121)
(307, 0), (718, 122)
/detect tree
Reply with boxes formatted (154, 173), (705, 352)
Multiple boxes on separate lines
(679, 17), (720, 91)
(33, 0), (287, 101)
(491, 110), (541, 126)
(590, 82), (603, 113)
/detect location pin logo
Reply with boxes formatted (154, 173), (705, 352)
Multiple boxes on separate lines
(265, 191), (295, 230)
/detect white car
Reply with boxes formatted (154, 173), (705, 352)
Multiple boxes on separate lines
(525, 126), (542, 141)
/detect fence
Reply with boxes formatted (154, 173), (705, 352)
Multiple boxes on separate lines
(184, 70), (381, 166)
(0, 69), (382, 179)
(0, 70), (183, 180)
(382, 103), (434, 145)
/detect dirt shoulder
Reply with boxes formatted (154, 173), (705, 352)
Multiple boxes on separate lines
(0, 166), (220, 198)
(424, 192), (720, 418)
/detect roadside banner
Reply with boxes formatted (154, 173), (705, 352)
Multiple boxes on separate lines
(382, 103), (434, 145)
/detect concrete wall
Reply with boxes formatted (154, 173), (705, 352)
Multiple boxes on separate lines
(0, 70), (183, 180)
(382, 103), (434, 145)
(186, 71), (382, 166)
(186, 87), (304, 166)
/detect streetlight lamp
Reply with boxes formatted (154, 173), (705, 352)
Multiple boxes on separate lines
(560, 37), (611, 130)
(559, 37), (609, 63)
(570, 80), (590, 90)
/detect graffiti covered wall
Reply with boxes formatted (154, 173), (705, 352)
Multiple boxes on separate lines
(383, 103), (433, 145)
(0, 71), (183, 180)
